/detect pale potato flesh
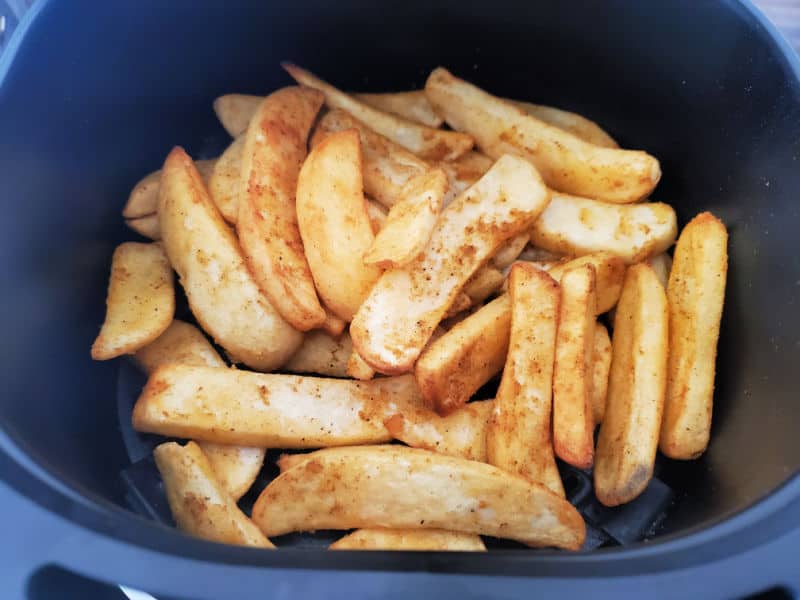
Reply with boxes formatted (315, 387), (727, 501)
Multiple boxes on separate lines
(213, 93), (262, 137)
(437, 151), (494, 207)
(425, 68), (660, 203)
(122, 159), (216, 220)
(125, 214), (161, 240)
(350, 154), (550, 374)
(591, 322), (612, 424)
(355, 90), (444, 128)
(284, 63), (474, 161)
(208, 135), (244, 224)
(462, 266), (505, 305)
(486, 264), (564, 496)
(158, 147), (302, 370)
(365, 198), (388, 233)
(491, 233), (530, 270)
(347, 349), (376, 381)
(253, 446), (585, 549)
(199, 443), (265, 501)
(153, 441), (273, 548)
(284, 330), (353, 378)
(661, 212), (727, 459)
(91, 242), (174, 360)
(330, 528), (485, 551)
(595, 264), (668, 506)
(237, 87), (326, 331)
(508, 99), (618, 148)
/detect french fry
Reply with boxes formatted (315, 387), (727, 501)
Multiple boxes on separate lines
(462, 267), (504, 305)
(320, 310), (347, 338)
(415, 295), (511, 414)
(237, 87), (326, 331)
(158, 147), (302, 370)
(125, 214), (161, 240)
(296, 129), (382, 321)
(592, 322), (612, 424)
(647, 252), (673, 288)
(153, 442), (273, 548)
(365, 198), (388, 233)
(443, 293), (472, 319)
(530, 193), (677, 264)
(363, 168), (448, 268)
(354, 90), (444, 128)
(311, 109), (429, 208)
(660, 213), (728, 459)
(132, 365), (422, 448)
(284, 63), (474, 161)
(486, 264), (564, 496)
(595, 264), (668, 506)
(535, 252), (626, 314)
(213, 93), (262, 137)
(122, 160), (216, 219)
(208, 135), (244, 224)
(425, 68), (660, 203)
(200, 444), (265, 501)
(491, 233), (530, 270)
(552, 265), (597, 469)
(347, 349), (376, 381)
(91, 242), (174, 360)
(508, 100), (618, 148)
(284, 330), (352, 378)
(253, 446), (585, 550)
(330, 528), (486, 551)
(350, 154), (550, 374)
(437, 151), (493, 206)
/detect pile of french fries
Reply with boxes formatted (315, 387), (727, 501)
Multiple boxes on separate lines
(95, 63), (728, 552)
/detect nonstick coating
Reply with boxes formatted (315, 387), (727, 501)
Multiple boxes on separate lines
(0, 0), (799, 588)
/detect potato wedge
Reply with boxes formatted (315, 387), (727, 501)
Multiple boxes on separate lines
(509, 100), (618, 148)
(213, 93), (262, 137)
(320, 310), (347, 338)
(592, 322), (612, 424)
(384, 399), (492, 461)
(331, 528), (486, 551)
(486, 264), (564, 496)
(347, 349), (376, 381)
(355, 90), (444, 128)
(351, 154), (550, 374)
(208, 135), (244, 224)
(125, 214), (161, 241)
(443, 292), (472, 319)
(425, 68), (660, 203)
(284, 330), (352, 378)
(595, 263), (668, 506)
(437, 151), (493, 206)
(365, 198), (388, 233)
(491, 233), (530, 270)
(158, 147), (302, 370)
(463, 267), (504, 305)
(553, 265), (597, 469)
(153, 441), (273, 548)
(530, 193), (677, 263)
(123, 160), (216, 220)
(238, 87), (326, 331)
(363, 168), (447, 268)
(534, 252), (626, 314)
(285, 63), (473, 161)
(133, 365), (422, 447)
(311, 109), (429, 208)
(91, 242), (174, 360)
(296, 129), (382, 321)
(199, 443), (265, 501)
(253, 446), (585, 549)
(661, 212), (728, 459)
(415, 295), (511, 415)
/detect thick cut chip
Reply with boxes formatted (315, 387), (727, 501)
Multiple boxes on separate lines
(509, 100), (618, 148)
(320, 310), (347, 338)
(592, 322), (612, 424)
(123, 160), (216, 220)
(126, 214), (161, 241)
(486, 264), (564, 496)
(199, 444), (265, 501)
(595, 264), (668, 506)
(462, 267), (504, 305)
(331, 528), (485, 551)
(347, 350), (376, 381)
(237, 87), (326, 331)
(158, 147), (302, 370)
(647, 252), (673, 289)
(254, 446), (585, 549)
(661, 212), (728, 459)
(208, 135), (245, 224)
(438, 151), (494, 206)
(284, 330), (353, 378)
(285, 63), (473, 161)
(425, 68), (660, 203)
(91, 242), (174, 360)
(533, 252), (626, 314)
(491, 233), (530, 270)
(153, 441), (273, 548)
(354, 90), (444, 128)
(351, 154), (550, 374)
(213, 93), (262, 137)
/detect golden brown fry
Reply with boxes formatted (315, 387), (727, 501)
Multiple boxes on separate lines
(595, 264), (668, 506)
(347, 349), (376, 381)
(330, 528), (486, 551)
(284, 63), (473, 161)
(491, 233), (530, 270)
(591, 322), (612, 424)
(443, 293), (472, 319)
(552, 265), (597, 469)
(486, 264), (563, 496)
(237, 87), (326, 331)
(354, 90), (444, 128)
(125, 214), (161, 241)
(123, 160), (216, 220)
(253, 446), (585, 549)
(320, 310), (347, 338)
(91, 242), (174, 360)
(661, 212), (728, 459)
(213, 93), (262, 137)
(462, 267), (504, 305)
(537, 252), (626, 314)
(437, 151), (494, 206)
(283, 330), (352, 378)
(508, 100), (618, 148)
(199, 443), (265, 501)
(153, 441), (273, 548)
(208, 135), (244, 224)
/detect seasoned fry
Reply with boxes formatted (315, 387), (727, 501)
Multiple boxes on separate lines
(661, 213), (728, 459)
(347, 349), (376, 381)
(208, 135), (244, 224)
(213, 93), (262, 137)
(552, 265), (597, 469)
(425, 68), (660, 203)
(158, 147), (302, 370)
(647, 252), (673, 288)
(462, 267), (504, 305)
(444, 293), (472, 319)
(536, 252), (626, 314)
(91, 242), (174, 360)
(365, 198), (388, 233)
(530, 192), (677, 263)
(330, 528), (486, 551)
(133, 365), (422, 448)
(125, 214), (161, 240)
(122, 160), (216, 220)
(320, 310), (347, 338)
(351, 154), (550, 374)
(153, 441), (273, 548)
(437, 151), (494, 206)
(284, 63), (473, 161)
(486, 264), (563, 496)
(592, 322), (612, 424)
(200, 444), (265, 501)
(253, 446), (585, 549)
(595, 264), (668, 506)
(296, 129), (382, 321)
(238, 87), (326, 331)
(363, 168), (447, 268)
(355, 90), (444, 128)
(509, 100), (618, 148)
(491, 233), (530, 270)
(284, 330), (352, 377)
